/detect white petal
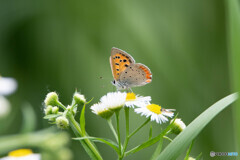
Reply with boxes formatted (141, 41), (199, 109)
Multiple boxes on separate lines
(100, 92), (126, 110)
(0, 77), (17, 95)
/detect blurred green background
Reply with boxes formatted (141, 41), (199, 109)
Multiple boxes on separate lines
(0, 0), (238, 159)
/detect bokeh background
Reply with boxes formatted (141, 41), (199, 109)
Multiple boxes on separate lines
(0, 0), (239, 159)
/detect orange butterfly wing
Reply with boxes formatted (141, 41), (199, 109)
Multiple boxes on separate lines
(110, 47), (135, 80)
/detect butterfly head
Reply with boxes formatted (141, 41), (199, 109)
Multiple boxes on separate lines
(111, 80), (127, 90)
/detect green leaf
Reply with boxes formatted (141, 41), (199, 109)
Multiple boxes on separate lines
(196, 152), (202, 160)
(68, 118), (101, 160)
(149, 125), (152, 140)
(73, 137), (120, 155)
(157, 93), (238, 160)
(226, 0), (240, 152)
(86, 97), (94, 104)
(150, 137), (163, 160)
(125, 115), (177, 156)
(43, 113), (62, 119)
(184, 140), (194, 160)
(80, 104), (86, 135)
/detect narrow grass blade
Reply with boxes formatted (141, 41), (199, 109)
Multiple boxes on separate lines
(184, 140), (194, 160)
(157, 93), (238, 160)
(149, 125), (152, 140)
(196, 152), (202, 160)
(226, 0), (240, 153)
(80, 104), (86, 135)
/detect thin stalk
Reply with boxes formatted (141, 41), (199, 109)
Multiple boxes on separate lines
(128, 118), (150, 139)
(107, 118), (118, 142)
(56, 101), (67, 110)
(67, 114), (103, 160)
(163, 136), (173, 142)
(122, 107), (130, 157)
(184, 140), (195, 160)
(115, 111), (122, 156)
(150, 137), (163, 160)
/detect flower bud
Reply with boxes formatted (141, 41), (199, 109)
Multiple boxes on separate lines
(52, 106), (59, 114)
(56, 116), (69, 129)
(188, 157), (195, 160)
(44, 105), (53, 115)
(44, 92), (59, 106)
(73, 92), (86, 105)
(170, 118), (186, 134)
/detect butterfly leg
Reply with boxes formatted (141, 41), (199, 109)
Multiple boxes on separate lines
(127, 88), (133, 93)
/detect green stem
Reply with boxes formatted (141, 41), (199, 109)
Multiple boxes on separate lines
(163, 136), (173, 142)
(107, 118), (118, 142)
(122, 107), (130, 157)
(150, 137), (163, 160)
(115, 111), (122, 157)
(128, 118), (150, 139)
(67, 113), (103, 160)
(56, 101), (67, 110)
(184, 140), (195, 160)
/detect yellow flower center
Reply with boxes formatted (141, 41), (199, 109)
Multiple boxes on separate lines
(126, 93), (136, 101)
(146, 104), (162, 114)
(8, 149), (33, 157)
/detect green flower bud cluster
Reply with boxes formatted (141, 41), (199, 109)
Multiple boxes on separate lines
(44, 106), (59, 115)
(43, 91), (86, 130)
(56, 116), (69, 129)
(73, 92), (86, 106)
(44, 92), (59, 106)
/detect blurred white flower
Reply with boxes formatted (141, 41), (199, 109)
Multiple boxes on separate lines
(134, 104), (175, 124)
(0, 149), (41, 160)
(0, 77), (17, 96)
(0, 96), (11, 118)
(125, 92), (151, 108)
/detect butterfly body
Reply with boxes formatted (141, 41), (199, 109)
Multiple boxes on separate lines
(110, 47), (152, 90)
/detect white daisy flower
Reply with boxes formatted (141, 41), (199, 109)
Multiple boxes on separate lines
(90, 102), (114, 119)
(0, 149), (41, 160)
(134, 104), (175, 124)
(100, 92), (126, 111)
(170, 118), (186, 134)
(0, 76), (17, 96)
(125, 92), (151, 108)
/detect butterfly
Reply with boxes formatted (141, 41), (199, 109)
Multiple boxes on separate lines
(110, 47), (152, 90)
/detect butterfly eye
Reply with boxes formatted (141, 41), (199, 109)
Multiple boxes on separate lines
(111, 80), (116, 85)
